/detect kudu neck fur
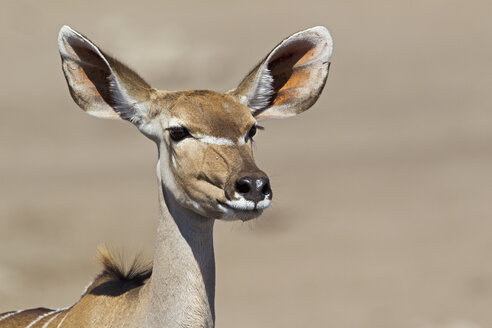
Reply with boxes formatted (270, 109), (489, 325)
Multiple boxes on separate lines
(145, 155), (216, 327)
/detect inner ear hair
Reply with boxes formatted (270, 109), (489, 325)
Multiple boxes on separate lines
(254, 38), (317, 111)
(247, 67), (275, 112)
(58, 26), (152, 123)
(230, 26), (333, 119)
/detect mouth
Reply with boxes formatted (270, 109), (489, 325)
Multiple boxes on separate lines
(216, 197), (271, 221)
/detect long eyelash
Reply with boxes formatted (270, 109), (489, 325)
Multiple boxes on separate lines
(247, 124), (263, 144)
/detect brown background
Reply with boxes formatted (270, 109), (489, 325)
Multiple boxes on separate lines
(1, 1), (492, 327)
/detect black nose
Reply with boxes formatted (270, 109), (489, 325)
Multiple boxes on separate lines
(235, 176), (271, 203)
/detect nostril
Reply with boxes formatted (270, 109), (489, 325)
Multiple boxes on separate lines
(261, 182), (271, 196)
(234, 176), (270, 202)
(236, 180), (251, 194)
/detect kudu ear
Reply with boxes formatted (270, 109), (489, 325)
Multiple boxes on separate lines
(229, 26), (333, 120)
(58, 26), (152, 125)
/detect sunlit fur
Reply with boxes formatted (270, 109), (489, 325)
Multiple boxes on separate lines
(148, 90), (268, 221)
(0, 25), (332, 328)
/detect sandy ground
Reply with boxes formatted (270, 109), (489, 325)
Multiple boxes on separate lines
(1, 1), (492, 327)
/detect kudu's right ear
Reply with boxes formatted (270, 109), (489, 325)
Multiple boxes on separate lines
(58, 26), (152, 125)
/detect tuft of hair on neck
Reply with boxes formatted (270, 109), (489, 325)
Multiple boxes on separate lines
(96, 244), (152, 285)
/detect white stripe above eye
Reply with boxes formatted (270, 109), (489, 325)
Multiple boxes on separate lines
(196, 134), (235, 146)
(167, 118), (184, 129)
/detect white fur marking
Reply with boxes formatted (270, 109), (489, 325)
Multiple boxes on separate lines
(110, 81), (148, 124)
(237, 135), (247, 145)
(239, 96), (248, 106)
(217, 204), (233, 214)
(257, 199), (271, 210)
(196, 134), (234, 146)
(225, 193), (271, 211)
(168, 118), (184, 129)
(0, 309), (24, 322)
(172, 155), (177, 168)
(191, 201), (202, 211)
(56, 312), (68, 328)
(237, 121), (258, 145)
(225, 193), (255, 210)
(42, 312), (62, 328)
(25, 310), (60, 328)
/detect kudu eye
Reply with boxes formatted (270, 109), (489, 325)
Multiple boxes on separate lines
(248, 125), (257, 139)
(246, 125), (264, 142)
(168, 127), (190, 142)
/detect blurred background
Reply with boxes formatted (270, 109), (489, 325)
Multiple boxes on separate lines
(1, 1), (491, 327)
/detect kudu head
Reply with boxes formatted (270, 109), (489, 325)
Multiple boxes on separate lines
(58, 25), (332, 221)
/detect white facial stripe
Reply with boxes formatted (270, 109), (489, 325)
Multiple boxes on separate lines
(237, 135), (247, 145)
(167, 118), (257, 146)
(196, 134), (235, 146)
(168, 118), (184, 129)
(237, 121), (258, 145)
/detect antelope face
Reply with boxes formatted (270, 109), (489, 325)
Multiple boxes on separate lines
(152, 91), (271, 221)
(58, 25), (332, 221)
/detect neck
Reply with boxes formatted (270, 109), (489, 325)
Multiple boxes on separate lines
(144, 160), (215, 328)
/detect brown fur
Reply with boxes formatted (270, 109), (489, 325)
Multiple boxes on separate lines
(0, 308), (54, 327)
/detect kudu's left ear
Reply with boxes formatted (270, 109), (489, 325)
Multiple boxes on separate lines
(229, 26), (333, 120)
(58, 26), (153, 126)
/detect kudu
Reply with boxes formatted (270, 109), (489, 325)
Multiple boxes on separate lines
(0, 25), (333, 328)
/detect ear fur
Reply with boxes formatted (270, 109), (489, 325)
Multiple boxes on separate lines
(229, 26), (333, 119)
(58, 26), (152, 124)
